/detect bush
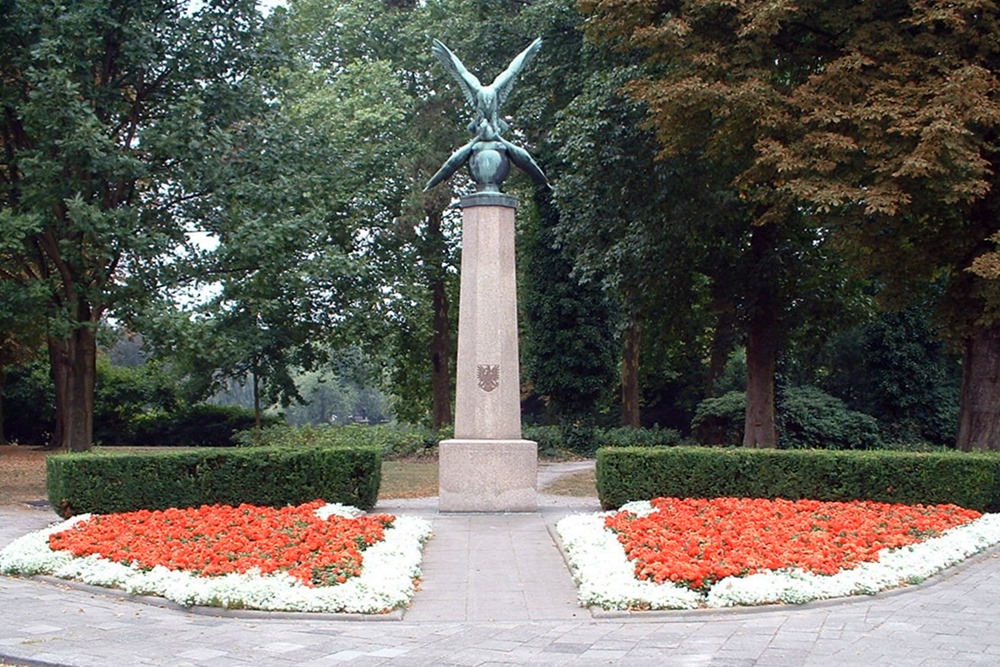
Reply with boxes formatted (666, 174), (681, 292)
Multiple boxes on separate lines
(690, 387), (884, 449)
(235, 423), (443, 458)
(778, 386), (882, 450)
(125, 404), (280, 447)
(600, 426), (682, 448)
(522, 425), (564, 456)
(691, 391), (745, 445)
(595, 446), (1000, 512)
(522, 425), (683, 457)
(47, 445), (382, 517)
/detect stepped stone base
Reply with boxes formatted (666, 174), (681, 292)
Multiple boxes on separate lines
(438, 439), (538, 513)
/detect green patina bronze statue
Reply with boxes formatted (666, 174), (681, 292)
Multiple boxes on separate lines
(424, 38), (549, 193)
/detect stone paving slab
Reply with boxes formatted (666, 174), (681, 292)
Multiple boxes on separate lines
(3, 462), (1000, 666)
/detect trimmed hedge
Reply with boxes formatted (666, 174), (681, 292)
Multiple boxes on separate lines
(47, 446), (382, 517)
(595, 446), (1000, 512)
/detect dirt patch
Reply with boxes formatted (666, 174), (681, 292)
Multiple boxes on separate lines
(540, 468), (597, 497)
(0, 445), (51, 505)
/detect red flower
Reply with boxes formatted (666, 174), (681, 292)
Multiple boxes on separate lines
(48, 501), (394, 587)
(605, 497), (980, 592)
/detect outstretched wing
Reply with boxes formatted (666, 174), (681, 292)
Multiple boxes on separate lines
(500, 138), (550, 188)
(431, 39), (481, 109)
(489, 38), (542, 107)
(423, 139), (477, 192)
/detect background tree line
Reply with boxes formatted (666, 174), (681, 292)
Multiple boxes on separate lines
(0, 0), (991, 452)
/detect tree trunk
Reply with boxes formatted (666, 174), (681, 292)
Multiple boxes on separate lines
(621, 317), (641, 428)
(0, 368), (6, 445)
(743, 224), (779, 448)
(252, 363), (262, 433)
(708, 301), (738, 396)
(48, 327), (96, 452)
(957, 321), (1000, 451)
(430, 275), (452, 430)
(424, 208), (453, 431)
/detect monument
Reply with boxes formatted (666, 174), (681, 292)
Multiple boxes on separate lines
(424, 38), (548, 512)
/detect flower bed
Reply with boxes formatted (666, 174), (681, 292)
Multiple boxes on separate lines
(0, 501), (432, 613)
(557, 497), (1000, 610)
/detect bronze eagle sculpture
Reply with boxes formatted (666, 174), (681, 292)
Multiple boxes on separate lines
(424, 38), (549, 193)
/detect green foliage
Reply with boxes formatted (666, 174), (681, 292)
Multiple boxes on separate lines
(690, 391), (746, 446)
(599, 426), (683, 448)
(691, 387), (883, 450)
(1, 0), (278, 450)
(595, 446), (1000, 512)
(580, 0), (1000, 448)
(234, 423), (443, 459)
(778, 387), (882, 451)
(92, 356), (179, 445)
(1, 360), (54, 444)
(1, 353), (268, 446)
(520, 196), (618, 423)
(522, 424), (682, 457)
(47, 445), (382, 517)
(817, 304), (961, 446)
(126, 405), (279, 448)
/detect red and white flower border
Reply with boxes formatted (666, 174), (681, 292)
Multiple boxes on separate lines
(0, 504), (433, 614)
(556, 500), (1000, 610)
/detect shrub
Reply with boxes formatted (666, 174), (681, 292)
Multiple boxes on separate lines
(690, 387), (884, 450)
(126, 404), (279, 447)
(47, 445), (382, 517)
(691, 391), (745, 445)
(522, 425), (563, 456)
(778, 386), (882, 450)
(595, 446), (1000, 512)
(235, 423), (443, 458)
(599, 426), (682, 448)
(522, 425), (683, 457)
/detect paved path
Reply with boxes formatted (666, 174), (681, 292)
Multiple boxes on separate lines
(2, 461), (1000, 666)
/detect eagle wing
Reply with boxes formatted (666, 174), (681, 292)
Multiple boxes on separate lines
(423, 138), (477, 192)
(431, 39), (481, 109)
(500, 138), (550, 188)
(490, 38), (542, 108)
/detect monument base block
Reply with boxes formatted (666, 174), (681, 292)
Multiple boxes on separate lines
(438, 439), (538, 512)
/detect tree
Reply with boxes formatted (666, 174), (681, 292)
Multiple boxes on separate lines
(519, 190), (618, 426)
(265, 0), (487, 429)
(0, 0), (273, 450)
(579, 0), (996, 447)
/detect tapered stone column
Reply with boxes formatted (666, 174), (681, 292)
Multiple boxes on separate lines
(439, 192), (538, 512)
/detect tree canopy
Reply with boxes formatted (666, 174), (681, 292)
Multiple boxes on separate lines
(581, 0), (1000, 449)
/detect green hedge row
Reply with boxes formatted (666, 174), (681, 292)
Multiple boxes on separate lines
(595, 446), (1000, 512)
(47, 446), (382, 517)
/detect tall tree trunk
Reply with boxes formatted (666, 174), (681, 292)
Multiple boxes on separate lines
(0, 368), (6, 445)
(957, 321), (1000, 451)
(621, 316), (641, 428)
(430, 275), (452, 430)
(48, 326), (96, 452)
(708, 300), (738, 396)
(425, 208), (453, 431)
(743, 224), (779, 448)
(252, 362), (262, 433)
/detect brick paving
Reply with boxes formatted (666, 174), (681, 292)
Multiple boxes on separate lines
(2, 461), (1000, 666)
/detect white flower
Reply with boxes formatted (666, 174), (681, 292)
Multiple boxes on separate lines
(0, 505), (433, 614)
(556, 508), (1000, 611)
(556, 513), (701, 610)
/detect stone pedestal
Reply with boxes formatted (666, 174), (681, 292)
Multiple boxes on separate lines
(439, 193), (537, 512)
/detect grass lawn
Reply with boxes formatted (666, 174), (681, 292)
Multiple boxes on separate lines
(0, 445), (595, 506)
